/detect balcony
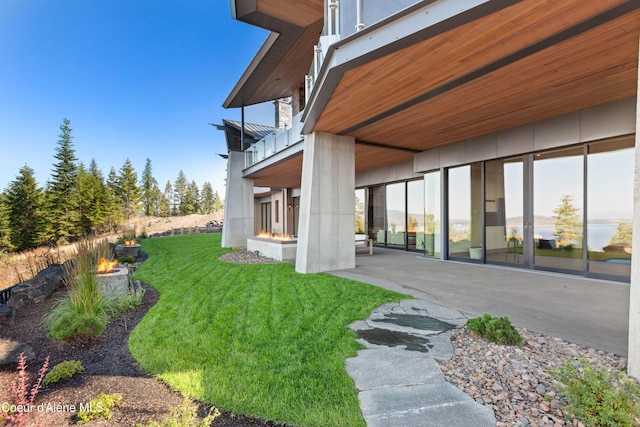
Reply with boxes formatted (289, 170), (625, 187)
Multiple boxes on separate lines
(244, 112), (304, 169)
(306, 0), (422, 100)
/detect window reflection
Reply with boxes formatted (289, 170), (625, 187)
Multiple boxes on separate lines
(587, 138), (633, 277)
(424, 171), (441, 257)
(448, 164), (482, 260)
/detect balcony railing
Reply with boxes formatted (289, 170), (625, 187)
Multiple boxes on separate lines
(306, 0), (422, 100)
(244, 112), (304, 169)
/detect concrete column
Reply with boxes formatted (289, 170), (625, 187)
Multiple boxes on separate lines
(221, 151), (254, 248)
(629, 36), (640, 379)
(296, 132), (356, 274)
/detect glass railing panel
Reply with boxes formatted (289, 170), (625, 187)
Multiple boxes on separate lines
(339, 0), (422, 39)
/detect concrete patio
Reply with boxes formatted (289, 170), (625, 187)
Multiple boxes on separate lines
(330, 247), (630, 356)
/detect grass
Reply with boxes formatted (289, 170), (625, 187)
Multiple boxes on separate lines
(129, 234), (407, 427)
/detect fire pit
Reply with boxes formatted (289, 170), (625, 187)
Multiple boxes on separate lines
(96, 258), (129, 299)
(115, 240), (141, 258)
(247, 232), (297, 261)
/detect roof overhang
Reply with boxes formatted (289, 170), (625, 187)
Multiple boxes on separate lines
(224, 0), (323, 108)
(302, 0), (639, 152)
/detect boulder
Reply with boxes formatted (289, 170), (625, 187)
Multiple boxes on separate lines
(0, 303), (16, 325)
(0, 338), (35, 366)
(115, 244), (141, 258)
(9, 263), (69, 308)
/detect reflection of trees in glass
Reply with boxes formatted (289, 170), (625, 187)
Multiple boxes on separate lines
(408, 216), (419, 232)
(553, 195), (582, 248)
(425, 212), (435, 234)
(608, 221), (632, 248)
(355, 195), (365, 234)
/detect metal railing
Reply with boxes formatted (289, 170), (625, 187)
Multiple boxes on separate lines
(306, 0), (422, 99)
(244, 112), (304, 169)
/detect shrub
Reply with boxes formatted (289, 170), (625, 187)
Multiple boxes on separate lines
(45, 237), (111, 340)
(466, 313), (523, 346)
(109, 289), (145, 314)
(44, 360), (84, 385)
(118, 255), (135, 264)
(2, 353), (49, 427)
(76, 393), (124, 425)
(136, 396), (220, 427)
(550, 358), (640, 427)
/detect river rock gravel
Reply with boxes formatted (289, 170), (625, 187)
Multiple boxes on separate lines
(219, 250), (282, 264)
(437, 327), (630, 427)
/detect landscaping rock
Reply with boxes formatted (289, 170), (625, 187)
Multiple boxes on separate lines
(9, 263), (69, 308)
(0, 303), (16, 324)
(0, 338), (34, 366)
(115, 244), (141, 258)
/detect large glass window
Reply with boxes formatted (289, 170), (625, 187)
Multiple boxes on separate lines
(448, 164), (483, 260)
(407, 180), (424, 251)
(485, 158), (524, 265)
(587, 138), (634, 277)
(386, 182), (406, 248)
(533, 147), (584, 271)
(355, 188), (366, 234)
(424, 171), (441, 257)
(260, 202), (272, 233)
(370, 186), (386, 245)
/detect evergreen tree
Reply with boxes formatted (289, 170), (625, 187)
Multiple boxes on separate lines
(105, 167), (123, 231)
(200, 181), (214, 214)
(608, 221), (632, 248)
(47, 118), (80, 244)
(181, 180), (200, 215)
(140, 158), (159, 216)
(0, 191), (13, 251)
(173, 170), (188, 216)
(161, 180), (173, 217)
(116, 159), (141, 225)
(212, 190), (223, 212)
(6, 166), (45, 250)
(553, 195), (582, 248)
(77, 159), (109, 234)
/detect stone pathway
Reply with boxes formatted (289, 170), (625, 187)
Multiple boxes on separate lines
(346, 300), (496, 427)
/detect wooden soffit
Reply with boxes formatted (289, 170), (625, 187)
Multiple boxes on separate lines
(224, 0), (324, 108)
(308, 0), (640, 152)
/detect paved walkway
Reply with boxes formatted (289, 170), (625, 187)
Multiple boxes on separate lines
(332, 248), (630, 356)
(346, 300), (495, 427)
(333, 249), (631, 426)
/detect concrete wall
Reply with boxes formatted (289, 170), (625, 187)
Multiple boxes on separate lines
(222, 151), (255, 248)
(296, 132), (356, 273)
(414, 98), (636, 172)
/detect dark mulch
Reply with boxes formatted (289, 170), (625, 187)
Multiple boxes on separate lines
(0, 254), (284, 426)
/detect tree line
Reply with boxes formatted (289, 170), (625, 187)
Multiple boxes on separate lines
(0, 118), (223, 252)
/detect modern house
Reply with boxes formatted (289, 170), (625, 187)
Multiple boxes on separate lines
(219, 1), (640, 374)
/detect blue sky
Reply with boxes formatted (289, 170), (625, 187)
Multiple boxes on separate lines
(0, 0), (274, 199)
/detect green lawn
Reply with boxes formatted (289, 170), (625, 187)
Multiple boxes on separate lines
(129, 234), (407, 427)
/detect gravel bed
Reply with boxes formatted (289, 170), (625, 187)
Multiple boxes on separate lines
(219, 250), (282, 264)
(437, 327), (629, 427)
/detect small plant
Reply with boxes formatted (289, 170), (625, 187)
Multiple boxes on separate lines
(3, 353), (49, 427)
(118, 255), (135, 264)
(76, 393), (124, 425)
(550, 358), (640, 427)
(466, 313), (523, 346)
(43, 360), (84, 385)
(109, 288), (145, 314)
(136, 396), (220, 427)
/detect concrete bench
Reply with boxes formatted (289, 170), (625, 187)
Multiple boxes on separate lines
(355, 234), (373, 255)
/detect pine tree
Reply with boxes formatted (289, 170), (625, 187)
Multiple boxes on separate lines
(105, 167), (123, 231)
(200, 181), (214, 214)
(6, 166), (45, 250)
(173, 171), (188, 216)
(162, 180), (173, 217)
(0, 191), (13, 251)
(116, 159), (141, 225)
(553, 195), (582, 248)
(140, 158), (159, 216)
(47, 118), (79, 244)
(77, 159), (109, 234)
(212, 190), (223, 212)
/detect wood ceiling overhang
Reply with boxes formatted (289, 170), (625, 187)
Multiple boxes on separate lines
(305, 0), (640, 152)
(224, 0), (324, 108)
